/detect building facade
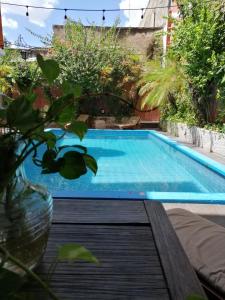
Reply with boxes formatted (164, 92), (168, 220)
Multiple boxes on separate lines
(139, 0), (172, 28)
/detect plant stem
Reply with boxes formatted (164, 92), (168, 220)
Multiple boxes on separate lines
(0, 245), (60, 300)
(15, 141), (44, 170)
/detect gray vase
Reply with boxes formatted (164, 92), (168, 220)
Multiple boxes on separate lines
(0, 165), (53, 274)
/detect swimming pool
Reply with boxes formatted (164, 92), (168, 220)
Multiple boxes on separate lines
(24, 129), (225, 204)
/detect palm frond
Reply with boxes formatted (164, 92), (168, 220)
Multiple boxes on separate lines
(139, 60), (186, 109)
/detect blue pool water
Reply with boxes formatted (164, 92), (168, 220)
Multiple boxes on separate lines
(24, 129), (225, 203)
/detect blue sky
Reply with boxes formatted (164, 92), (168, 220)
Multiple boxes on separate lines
(1, 0), (148, 47)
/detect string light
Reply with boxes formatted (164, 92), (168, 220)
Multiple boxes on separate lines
(102, 9), (105, 21)
(64, 9), (67, 20)
(1, 2), (178, 14)
(0, 1), (182, 23)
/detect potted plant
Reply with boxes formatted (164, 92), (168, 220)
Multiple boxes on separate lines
(0, 54), (97, 274)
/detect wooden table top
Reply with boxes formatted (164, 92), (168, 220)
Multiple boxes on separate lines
(35, 199), (206, 300)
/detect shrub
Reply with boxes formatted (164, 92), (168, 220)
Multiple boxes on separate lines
(0, 64), (14, 95)
(51, 20), (142, 116)
(172, 0), (225, 125)
(12, 60), (41, 92)
(0, 49), (41, 95)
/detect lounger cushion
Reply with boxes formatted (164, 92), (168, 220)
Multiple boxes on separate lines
(167, 208), (225, 294)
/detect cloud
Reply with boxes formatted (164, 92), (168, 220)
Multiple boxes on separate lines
(2, 16), (18, 29)
(119, 0), (149, 27)
(1, 0), (59, 28)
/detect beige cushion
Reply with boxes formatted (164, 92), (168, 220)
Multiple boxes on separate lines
(93, 120), (106, 129)
(77, 114), (89, 123)
(167, 208), (225, 294)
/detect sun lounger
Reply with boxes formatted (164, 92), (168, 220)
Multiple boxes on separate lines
(76, 114), (90, 124)
(64, 114), (90, 129)
(167, 208), (225, 299)
(114, 116), (140, 129)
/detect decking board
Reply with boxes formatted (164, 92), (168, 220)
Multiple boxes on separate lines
(53, 199), (148, 223)
(31, 199), (205, 300)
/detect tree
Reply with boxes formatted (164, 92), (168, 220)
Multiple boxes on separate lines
(172, 0), (225, 125)
(51, 20), (142, 116)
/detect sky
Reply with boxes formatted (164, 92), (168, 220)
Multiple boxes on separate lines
(1, 0), (149, 47)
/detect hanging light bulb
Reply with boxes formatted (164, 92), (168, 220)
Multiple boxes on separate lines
(64, 9), (68, 20)
(26, 6), (29, 17)
(141, 8), (144, 19)
(102, 9), (105, 21)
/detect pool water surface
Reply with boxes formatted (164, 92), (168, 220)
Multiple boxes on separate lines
(24, 129), (225, 204)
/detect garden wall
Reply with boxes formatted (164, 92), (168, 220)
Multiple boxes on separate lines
(160, 120), (225, 157)
(53, 25), (161, 58)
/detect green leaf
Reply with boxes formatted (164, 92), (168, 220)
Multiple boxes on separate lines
(221, 75), (225, 84)
(57, 243), (99, 264)
(0, 109), (6, 119)
(0, 267), (24, 298)
(7, 96), (40, 132)
(26, 92), (37, 103)
(33, 132), (57, 149)
(59, 151), (87, 179)
(67, 121), (87, 140)
(57, 105), (75, 125)
(84, 154), (98, 175)
(73, 84), (82, 98)
(42, 149), (57, 169)
(42, 158), (64, 174)
(62, 82), (82, 98)
(42, 148), (57, 161)
(47, 94), (74, 118)
(186, 295), (206, 300)
(37, 54), (60, 84)
(44, 132), (57, 148)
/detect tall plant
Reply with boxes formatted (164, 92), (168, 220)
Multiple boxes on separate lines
(138, 59), (186, 110)
(51, 20), (141, 115)
(172, 0), (225, 125)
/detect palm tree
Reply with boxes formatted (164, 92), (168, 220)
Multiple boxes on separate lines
(138, 60), (186, 110)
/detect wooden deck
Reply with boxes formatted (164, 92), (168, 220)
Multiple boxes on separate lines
(35, 199), (206, 300)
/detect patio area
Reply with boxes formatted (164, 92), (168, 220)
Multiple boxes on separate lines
(32, 199), (205, 300)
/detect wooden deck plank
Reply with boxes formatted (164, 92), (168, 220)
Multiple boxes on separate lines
(144, 200), (206, 300)
(36, 223), (170, 300)
(53, 199), (148, 223)
(30, 199), (205, 300)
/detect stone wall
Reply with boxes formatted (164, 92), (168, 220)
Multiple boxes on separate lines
(161, 120), (225, 157)
(53, 25), (161, 58)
